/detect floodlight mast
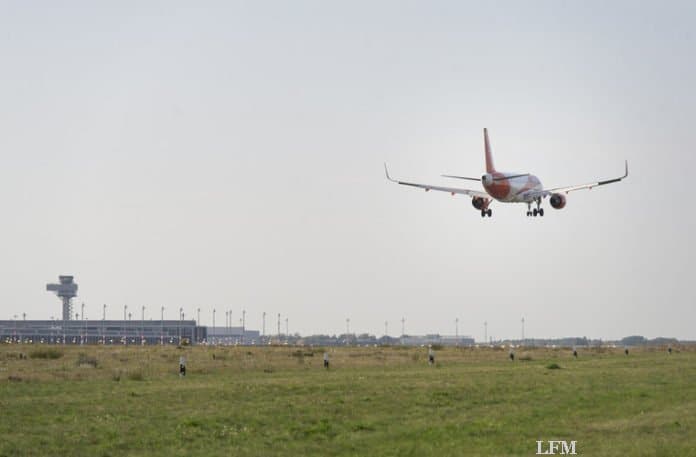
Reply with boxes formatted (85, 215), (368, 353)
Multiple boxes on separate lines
(46, 276), (78, 321)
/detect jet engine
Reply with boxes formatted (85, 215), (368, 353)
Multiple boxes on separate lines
(550, 193), (567, 209)
(472, 197), (486, 210)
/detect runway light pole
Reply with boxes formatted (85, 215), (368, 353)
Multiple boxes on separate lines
(161, 306), (165, 345)
(123, 305), (128, 345)
(241, 309), (246, 344)
(81, 302), (85, 344)
(102, 304), (106, 344)
(197, 307), (201, 343)
(141, 306), (145, 345)
(179, 308), (184, 346)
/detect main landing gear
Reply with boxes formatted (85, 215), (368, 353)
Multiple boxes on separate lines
(481, 208), (492, 218)
(526, 199), (544, 217)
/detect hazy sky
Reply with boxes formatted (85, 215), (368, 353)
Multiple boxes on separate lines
(1, 1), (695, 340)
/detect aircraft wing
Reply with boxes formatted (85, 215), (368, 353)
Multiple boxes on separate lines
(384, 163), (490, 199)
(540, 161), (629, 196)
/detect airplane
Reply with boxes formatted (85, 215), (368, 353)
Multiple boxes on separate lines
(384, 128), (628, 217)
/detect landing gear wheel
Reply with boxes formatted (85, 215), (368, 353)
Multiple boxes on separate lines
(533, 208), (538, 217)
(526, 211), (531, 217)
(487, 209), (492, 217)
(539, 208), (544, 217)
(481, 209), (486, 218)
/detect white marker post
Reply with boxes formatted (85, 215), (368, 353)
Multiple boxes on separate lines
(179, 356), (186, 377)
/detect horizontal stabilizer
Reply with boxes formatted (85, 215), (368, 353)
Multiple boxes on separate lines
(441, 174), (481, 181)
(493, 173), (529, 181)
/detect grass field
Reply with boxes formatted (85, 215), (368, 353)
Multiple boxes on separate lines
(1, 344), (694, 456)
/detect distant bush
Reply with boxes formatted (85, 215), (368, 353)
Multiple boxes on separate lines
(127, 370), (145, 381)
(76, 353), (98, 368)
(352, 423), (376, 432)
(1, 352), (26, 360)
(546, 363), (562, 370)
(291, 350), (314, 357)
(430, 344), (444, 351)
(29, 349), (63, 359)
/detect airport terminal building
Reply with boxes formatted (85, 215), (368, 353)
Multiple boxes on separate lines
(0, 319), (203, 345)
(0, 275), (266, 345)
(0, 320), (262, 345)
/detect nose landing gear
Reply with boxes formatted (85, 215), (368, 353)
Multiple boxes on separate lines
(481, 208), (492, 218)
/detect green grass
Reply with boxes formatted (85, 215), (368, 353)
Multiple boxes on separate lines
(0, 345), (694, 456)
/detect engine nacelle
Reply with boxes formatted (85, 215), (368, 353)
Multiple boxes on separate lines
(550, 193), (567, 209)
(472, 197), (486, 210)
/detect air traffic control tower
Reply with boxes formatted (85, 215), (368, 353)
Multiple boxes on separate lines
(46, 275), (78, 321)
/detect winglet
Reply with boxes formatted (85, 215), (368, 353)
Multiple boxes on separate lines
(384, 163), (396, 182)
(596, 160), (629, 186)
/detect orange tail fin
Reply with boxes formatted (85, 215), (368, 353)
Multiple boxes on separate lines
(484, 128), (496, 173)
